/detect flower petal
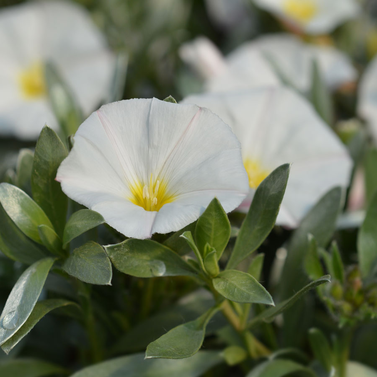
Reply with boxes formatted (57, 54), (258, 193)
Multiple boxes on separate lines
(183, 87), (352, 227)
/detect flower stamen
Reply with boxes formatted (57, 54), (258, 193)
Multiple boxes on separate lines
(244, 158), (270, 189)
(129, 174), (175, 211)
(18, 61), (47, 99)
(283, 0), (318, 24)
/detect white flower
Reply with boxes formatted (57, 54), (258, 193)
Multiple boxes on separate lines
(56, 98), (249, 239)
(182, 35), (356, 94)
(358, 55), (377, 142)
(253, 0), (360, 35)
(0, 0), (115, 140)
(182, 87), (353, 228)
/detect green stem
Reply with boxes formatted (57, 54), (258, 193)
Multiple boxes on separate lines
(140, 278), (155, 319)
(333, 327), (354, 377)
(76, 281), (103, 363)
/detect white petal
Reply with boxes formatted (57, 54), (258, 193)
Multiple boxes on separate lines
(179, 37), (227, 80)
(0, 100), (58, 140)
(57, 98), (249, 239)
(182, 87), (353, 227)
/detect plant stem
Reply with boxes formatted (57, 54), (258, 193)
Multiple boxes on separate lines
(333, 327), (354, 377)
(221, 300), (241, 331)
(140, 278), (155, 319)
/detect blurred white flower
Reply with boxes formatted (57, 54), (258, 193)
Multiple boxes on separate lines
(359, 55), (377, 142)
(56, 98), (249, 239)
(181, 35), (356, 95)
(0, 0), (115, 140)
(253, 0), (360, 35)
(183, 87), (352, 227)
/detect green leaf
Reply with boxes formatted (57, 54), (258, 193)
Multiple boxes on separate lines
(146, 307), (218, 359)
(0, 203), (48, 264)
(310, 59), (333, 126)
(222, 346), (247, 366)
(203, 248), (219, 278)
(16, 149), (34, 192)
(246, 359), (315, 377)
(105, 239), (196, 278)
(195, 198), (231, 259)
(247, 254), (265, 281)
(227, 164), (290, 269)
(45, 62), (83, 137)
(163, 95), (178, 104)
(308, 328), (333, 372)
(0, 257), (55, 346)
(63, 241), (112, 285)
(0, 183), (54, 244)
(364, 148), (377, 206)
(71, 351), (222, 377)
(0, 358), (68, 377)
(32, 126), (68, 237)
(358, 191), (377, 278)
(346, 362), (377, 377)
(180, 231), (206, 271)
(331, 242), (344, 283)
(248, 276), (331, 329)
(2, 299), (78, 354)
(111, 290), (224, 354)
(163, 222), (196, 256)
(304, 235), (324, 281)
(213, 270), (274, 305)
(63, 209), (105, 248)
(279, 187), (342, 300)
(38, 225), (64, 257)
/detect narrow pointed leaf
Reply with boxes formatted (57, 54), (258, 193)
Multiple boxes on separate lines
(213, 270), (274, 305)
(38, 225), (64, 257)
(358, 192), (377, 278)
(163, 222), (197, 256)
(331, 242), (344, 283)
(304, 235), (324, 281)
(105, 239), (196, 278)
(63, 241), (112, 285)
(310, 59), (333, 126)
(0, 359), (68, 377)
(0, 257), (55, 346)
(248, 276), (331, 329)
(31, 126), (68, 237)
(308, 328), (333, 372)
(16, 149), (34, 192)
(70, 351), (222, 377)
(146, 307), (218, 359)
(227, 164), (290, 269)
(164, 95), (178, 104)
(0, 203), (48, 264)
(2, 299), (78, 354)
(180, 231), (206, 271)
(0, 183), (54, 244)
(247, 254), (265, 281)
(279, 187), (342, 300)
(364, 148), (377, 206)
(195, 198), (231, 259)
(45, 62), (83, 137)
(63, 209), (105, 248)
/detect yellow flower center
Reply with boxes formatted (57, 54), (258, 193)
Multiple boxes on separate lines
(129, 174), (176, 211)
(18, 62), (47, 99)
(244, 158), (269, 189)
(283, 0), (318, 23)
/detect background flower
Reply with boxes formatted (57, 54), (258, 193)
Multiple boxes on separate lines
(57, 98), (249, 239)
(252, 0), (360, 35)
(0, 0), (115, 139)
(180, 34), (357, 95)
(183, 87), (353, 227)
